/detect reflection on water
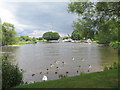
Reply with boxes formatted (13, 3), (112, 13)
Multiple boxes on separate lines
(1, 42), (118, 83)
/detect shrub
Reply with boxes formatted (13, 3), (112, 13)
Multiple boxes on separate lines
(109, 41), (120, 48)
(2, 54), (23, 90)
(104, 61), (120, 71)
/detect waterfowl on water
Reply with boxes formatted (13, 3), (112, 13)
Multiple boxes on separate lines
(20, 69), (26, 72)
(50, 64), (55, 68)
(46, 68), (52, 72)
(40, 72), (42, 74)
(88, 65), (92, 69)
(42, 75), (48, 81)
(55, 72), (58, 74)
(32, 74), (35, 76)
(54, 60), (60, 64)
(66, 72), (69, 75)
(81, 58), (85, 62)
(88, 70), (90, 72)
(72, 57), (75, 61)
(62, 61), (67, 65)
(59, 74), (65, 78)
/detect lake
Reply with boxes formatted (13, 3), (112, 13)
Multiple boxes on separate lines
(1, 42), (118, 83)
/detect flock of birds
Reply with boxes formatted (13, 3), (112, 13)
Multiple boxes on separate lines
(20, 57), (92, 84)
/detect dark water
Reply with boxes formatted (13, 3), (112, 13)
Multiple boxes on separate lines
(1, 42), (118, 83)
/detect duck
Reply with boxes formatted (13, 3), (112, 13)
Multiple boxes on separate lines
(72, 57), (75, 61)
(32, 74), (35, 76)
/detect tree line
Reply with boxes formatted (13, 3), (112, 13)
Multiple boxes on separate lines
(68, 2), (119, 44)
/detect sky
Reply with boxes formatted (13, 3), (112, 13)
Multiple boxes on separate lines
(0, 0), (118, 37)
(0, 0), (79, 37)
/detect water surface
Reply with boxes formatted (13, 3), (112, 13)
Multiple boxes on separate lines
(1, 42), (118, 83)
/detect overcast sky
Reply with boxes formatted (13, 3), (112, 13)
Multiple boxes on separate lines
(0, 0), (80, 37)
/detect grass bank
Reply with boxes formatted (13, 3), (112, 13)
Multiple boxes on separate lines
(14, 41), (37, 45)
(15, 69), (119, 88)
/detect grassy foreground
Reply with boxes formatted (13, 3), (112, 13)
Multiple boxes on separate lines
(15, 69), (119, 88)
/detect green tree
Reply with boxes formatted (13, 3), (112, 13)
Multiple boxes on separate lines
(37, 37), (43, 41)
(68, 2), (95, 40)
(68, 2), (119, 44)
(2, 54), (23, 89)
(95, 2), (119, 44)
(19, 36), (32, 41)
(42, 32), (60, 41)
(2, 22), (17, 46)
(71, 30), (81, 40)
(63, 36), (69, 40)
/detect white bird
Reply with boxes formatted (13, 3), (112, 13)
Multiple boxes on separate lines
(42, 75), (48, 81)
(88, 65), (92, 69)
(81, 58), (85, 62)
(72, 57), (75, 61)
(50, 64), (55, 68)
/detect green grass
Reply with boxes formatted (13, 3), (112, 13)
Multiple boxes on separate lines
(14, 41), (36, 45)
(15, 69), (119, 88)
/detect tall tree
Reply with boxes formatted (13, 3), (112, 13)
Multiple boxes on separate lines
(68, 2), (96, 40)
(68, 2), (119, 43)
(2, 22), (17, 46)
(95, 2), (119, 43)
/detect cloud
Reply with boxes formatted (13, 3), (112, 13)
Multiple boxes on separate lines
(0, 1), (77, 37)
(28, 30), (67, 38)
(28, 30), (48, 38)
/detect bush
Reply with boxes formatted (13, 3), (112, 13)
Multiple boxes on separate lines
(109, 41), (120, 48)
(2, 54), (23, 89)
(42, 32), (60, 41)
(104, 61), (120, 71)
(63, 36), (69, 40)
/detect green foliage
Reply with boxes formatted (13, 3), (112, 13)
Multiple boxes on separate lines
(2, 54), (23, 89)
(63, 36), (69, 40)
(109, 41), (120, 49)
(68, 2), (96, 40)
(104, 61), (120, 71)
(96, 18), (118, 44)
(37, 37), (43, 41)
(68, 2), (119, 44)
(17, 36), (37, 44)
(1, 22), (17, 46)
(42, 32), (60, 41)
(71, 30), (81, 40)
(19, 36), (32, 41)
